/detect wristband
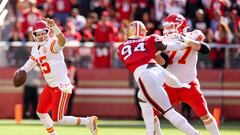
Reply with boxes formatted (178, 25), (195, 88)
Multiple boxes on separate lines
(51, 25), (61, 35)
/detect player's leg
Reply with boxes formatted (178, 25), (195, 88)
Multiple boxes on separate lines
(180, 80), (220, 135)
(154, 115), (163, 135)
(138, 69), (199, 135)
(138, 90), (156, 135)
(51, 88), (98, 135)
(153, 84), (181, 135)
(37, 85), (57, 135)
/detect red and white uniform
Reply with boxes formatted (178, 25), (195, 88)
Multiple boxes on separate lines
(118, 35), (188, 113)
(22, 37), (73, 121)
(164, 30), (209, 117)
(30, 37), (72, 88)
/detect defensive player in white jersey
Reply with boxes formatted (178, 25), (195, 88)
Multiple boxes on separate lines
(118, 21), (201, 135)
(138, 14), (220, 135)
(16, 18), (98, 135)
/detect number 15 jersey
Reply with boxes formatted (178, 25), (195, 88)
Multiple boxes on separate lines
(30, 37), (71, 88)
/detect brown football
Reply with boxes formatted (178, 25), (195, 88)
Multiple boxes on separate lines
(13, 69), (27, 87)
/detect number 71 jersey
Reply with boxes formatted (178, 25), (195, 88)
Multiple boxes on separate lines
(166, 30), (204, 83)
(30, 37), (71, 87)
(117, 35), (159, 73)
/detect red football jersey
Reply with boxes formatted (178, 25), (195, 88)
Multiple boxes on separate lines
(117, 35), (159, 73)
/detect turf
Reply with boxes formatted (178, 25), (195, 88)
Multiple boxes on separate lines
(0, 119), (239, 135)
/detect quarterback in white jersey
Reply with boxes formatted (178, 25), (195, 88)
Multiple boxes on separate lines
(138, 14), (220, 135)
(16, 18), (98, 135)
(30, 36), (71, 89)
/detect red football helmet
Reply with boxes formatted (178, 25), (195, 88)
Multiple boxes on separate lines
(163, 13), (188, 35)
(32, 20), (50, 45)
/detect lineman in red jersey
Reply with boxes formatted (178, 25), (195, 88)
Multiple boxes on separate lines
(15, 19), (98, 135)
(139, 14), (220, 135)
(118, 21), (200, 135)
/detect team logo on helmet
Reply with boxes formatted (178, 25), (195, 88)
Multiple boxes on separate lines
(126, 21), (147, 39)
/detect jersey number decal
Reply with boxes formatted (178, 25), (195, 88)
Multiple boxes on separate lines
(39, 56), (51, 74)
(168, 47), (191, 64)
(121, 42), (146, 60)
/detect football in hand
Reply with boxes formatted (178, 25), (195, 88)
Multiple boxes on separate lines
(13, 69), (27, 87)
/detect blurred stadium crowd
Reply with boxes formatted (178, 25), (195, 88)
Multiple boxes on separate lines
(0, 0), (240, 68)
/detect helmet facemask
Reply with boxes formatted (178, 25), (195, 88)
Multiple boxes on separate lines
(163, 22), (179, 36)
(32, 28), (50, 46)
(163, 13), (188, 37)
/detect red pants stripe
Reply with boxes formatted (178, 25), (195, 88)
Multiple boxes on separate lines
(37, 85), (71, 121)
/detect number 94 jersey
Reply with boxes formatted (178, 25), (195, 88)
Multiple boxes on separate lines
(117, 35), (160, 73)
(30, 37), (71, 88)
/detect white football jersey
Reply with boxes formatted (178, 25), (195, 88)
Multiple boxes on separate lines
(30, 37), (72, 88)
(166, 30), (205, 83)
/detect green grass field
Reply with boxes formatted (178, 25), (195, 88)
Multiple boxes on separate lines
(0, 119), (239, 135)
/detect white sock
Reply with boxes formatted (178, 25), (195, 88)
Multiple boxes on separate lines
(204, 116), (220, 135)
(37, 112), (57, 135)
(163, 109), (199, 135)
(139, 102), (155, 135)
(55, 116), (90, 126)
(80, 117), (90, 125)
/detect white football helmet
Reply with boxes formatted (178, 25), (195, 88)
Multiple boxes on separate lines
(32, 20), (50, 45)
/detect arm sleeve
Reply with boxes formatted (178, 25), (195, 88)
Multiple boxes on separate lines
(160, 52), (169, 68)
(20, 59), (37, 73)
(199, 42), (210, 54)
(164, 41), (187, 51)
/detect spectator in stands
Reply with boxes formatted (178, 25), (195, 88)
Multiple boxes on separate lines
(210, 21), (233, 68)
(210, 10), (226, 32)
(142, 11), (155, 34)
(116, 0), (135, 21)
(192, 9), (210, 37)
(185, 0), (204, 20)
(44, 8), (55, 19)
(93, 11), (116, 68)
(51, 0), (72, 25)
(7, 26), (24, 66)
(8, 26), (24, 42)
(23, 67), (40, 119)
(229, 0), (240, 16)
(209, 0), (230, 19)
(165, 0), (185, 15)
(63, 20), (82, 41)
(152, 0), (167, 26)
(71, 8), (87, 32)
(133, 1), (147, 21)
(18, 0), (43, 37)
(90, 0), (107, 18)
(228, 9), (240, 43)
(65, 57), (78, 115)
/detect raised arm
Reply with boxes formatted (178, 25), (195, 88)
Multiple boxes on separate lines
(44, 18), (66, 52)
(182, 36), (210, 54)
